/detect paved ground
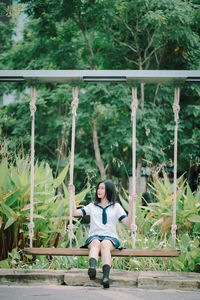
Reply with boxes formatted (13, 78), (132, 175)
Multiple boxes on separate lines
(0, 268), (199, 300)
(0, 285), (200, 300)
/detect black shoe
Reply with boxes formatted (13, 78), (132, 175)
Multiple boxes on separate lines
(88, 267), (96, 280)
(102, 277), (109, 288)
(102, 264), (110, 288)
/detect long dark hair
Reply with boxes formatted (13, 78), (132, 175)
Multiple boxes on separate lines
(94, 180), (116, 205)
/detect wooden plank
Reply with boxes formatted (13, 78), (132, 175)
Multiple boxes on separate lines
(24, 248), (181, 257)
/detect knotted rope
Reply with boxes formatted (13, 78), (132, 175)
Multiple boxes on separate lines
(68, 86), (79, 247)
(29, 86), (37, 248)
(131, 87), (138, 248)
(171, 87), (180, 248)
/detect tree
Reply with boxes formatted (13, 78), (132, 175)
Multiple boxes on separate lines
(0, 0), (199, 190)
(0, 1), (14, 101)
(103, 0), (200, 181)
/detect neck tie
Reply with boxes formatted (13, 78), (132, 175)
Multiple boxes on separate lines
(97, 203), (112, 225)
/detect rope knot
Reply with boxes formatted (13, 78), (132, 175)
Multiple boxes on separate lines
(171, 224), (177, 239)
(68, 223), (75, 241)
(30, 102), (37, 114)
(28, 222), (34, 237)
(173, 103), (180, 114)
(171, 224), (177, 246)
(68, 223), (74, 231)
(71, 97), (79, 108)
(131, 99), (138, 110)
(173, 103), (180, 123)
(131, 223), (137, 233)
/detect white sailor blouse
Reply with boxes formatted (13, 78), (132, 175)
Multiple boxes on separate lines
(81, 202), (127, 239)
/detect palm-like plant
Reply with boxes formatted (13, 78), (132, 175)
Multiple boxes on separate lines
(0, 156), (69, 259)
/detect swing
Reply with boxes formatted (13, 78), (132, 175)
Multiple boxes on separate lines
(0, 70), (198, 258)
(23, 81), (181, 258)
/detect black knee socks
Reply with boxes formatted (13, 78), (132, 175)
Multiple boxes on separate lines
(89, 257), (97, 268)
(88, 259), (111, 287)
(88, 258), (97, 280)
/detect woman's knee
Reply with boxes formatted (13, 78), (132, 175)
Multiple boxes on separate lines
(89, 239), (101, 249)
(100, 239), (114, 251)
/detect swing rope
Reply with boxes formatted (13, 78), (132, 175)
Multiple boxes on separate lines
(130, 87), (138, 248)
(172, 87), (180, 248)
(68, 86), (79, 248)
(28, 86), (37, 248)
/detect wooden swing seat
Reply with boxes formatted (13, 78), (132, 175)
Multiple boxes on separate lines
(24, 248), (180, 257)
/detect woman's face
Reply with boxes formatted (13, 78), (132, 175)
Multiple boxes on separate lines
(97, 182), (106, 199)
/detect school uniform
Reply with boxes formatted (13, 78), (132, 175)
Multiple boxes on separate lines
(81, 202), (127, 249)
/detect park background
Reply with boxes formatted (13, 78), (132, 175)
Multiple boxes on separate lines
(0, 0), (199, 273)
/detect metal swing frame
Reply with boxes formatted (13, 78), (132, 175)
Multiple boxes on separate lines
(1, 69), (200, 258)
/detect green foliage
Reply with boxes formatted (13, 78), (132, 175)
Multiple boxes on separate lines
(0, 155), (83, 261)
(0, 0), (200, 185)
(105, 0), (200, 69)
(140, 174), (200, 238)
(0, 2), (14, 55)
(0, 163), (199, 272)
(113, 174), (200, 272)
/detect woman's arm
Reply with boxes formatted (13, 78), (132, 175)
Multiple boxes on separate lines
(121, 194), (137, 228)
(68, 184), (83, 217)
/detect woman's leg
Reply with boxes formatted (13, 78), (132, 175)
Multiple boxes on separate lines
(87, 239), (101, 280)
(88, 238), (101, 261)
(100, 239), (115, 266)
(100, 240), (115, 288)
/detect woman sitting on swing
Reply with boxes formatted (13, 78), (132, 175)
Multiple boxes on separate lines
(68, 179), (137, 288)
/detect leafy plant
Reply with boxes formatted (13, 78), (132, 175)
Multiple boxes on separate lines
(140, 173), (200, 239)
(0, 156), (70, 260)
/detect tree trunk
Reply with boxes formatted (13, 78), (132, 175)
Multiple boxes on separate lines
(92, 114), (106, 179)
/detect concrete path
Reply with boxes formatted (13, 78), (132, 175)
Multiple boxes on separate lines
(1, 285), (200, 300)
(0, 268), (199, 290)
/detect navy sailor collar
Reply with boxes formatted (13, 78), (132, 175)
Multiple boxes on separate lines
(96, 202), (113, 225)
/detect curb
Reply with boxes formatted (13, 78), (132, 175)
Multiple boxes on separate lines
(64, 269), (138, 287)
(0, 269), (199, 290)
(138, 271), (200, 290)
(0, 269), (66, 286)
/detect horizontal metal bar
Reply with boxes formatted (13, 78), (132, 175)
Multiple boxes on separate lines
(186, 77), (200, 83)
(0, 70), (200, 84)
(83, 76), (126, 82)
(0, 77), (25, 82)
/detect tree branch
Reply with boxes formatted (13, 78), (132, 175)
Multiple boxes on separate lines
(144, 30), (157, 61)
(113, 37), (137, 53)
(142, 44), (164, 67)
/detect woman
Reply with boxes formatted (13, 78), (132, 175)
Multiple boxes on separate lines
(69, 179), (137, 288)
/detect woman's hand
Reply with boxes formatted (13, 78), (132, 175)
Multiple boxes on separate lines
(68, 183), (83, 217)
(122, 193), (137, 228)
(130, 193), (137, 202)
